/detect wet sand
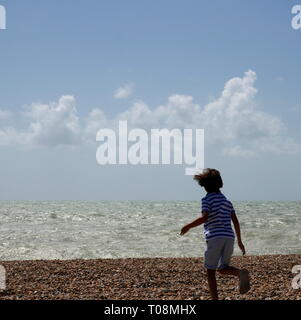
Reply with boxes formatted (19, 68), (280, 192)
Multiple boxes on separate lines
(0, 255), (300, 300)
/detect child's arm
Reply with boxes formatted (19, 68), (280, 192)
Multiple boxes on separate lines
(231, 212), (246, 255)
(180, 212), (209, 236)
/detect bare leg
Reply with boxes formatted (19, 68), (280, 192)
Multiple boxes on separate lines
(218, 266), (250, 294)
(207, 269), (218, 300)
(218, 266), (240, 277)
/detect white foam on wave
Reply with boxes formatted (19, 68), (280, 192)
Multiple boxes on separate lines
(0, 200), (300, 260)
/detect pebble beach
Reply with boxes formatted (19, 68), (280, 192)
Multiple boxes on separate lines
(0, 255), (300, 300)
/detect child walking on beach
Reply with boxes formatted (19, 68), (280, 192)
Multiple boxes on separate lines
(180, 168), (250, 300)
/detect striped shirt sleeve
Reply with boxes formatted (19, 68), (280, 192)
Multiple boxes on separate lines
(229, 201), (235, 214)
(201, 198), (210, 213)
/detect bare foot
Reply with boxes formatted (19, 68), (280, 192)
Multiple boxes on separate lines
(239, 269), (250, 294)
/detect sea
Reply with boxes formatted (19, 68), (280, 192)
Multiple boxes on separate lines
(0, 201), (300, 261)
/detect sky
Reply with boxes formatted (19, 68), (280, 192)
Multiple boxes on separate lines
(0, 0), (301, 200)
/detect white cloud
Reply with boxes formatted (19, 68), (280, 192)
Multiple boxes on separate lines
(0, 96), (81, 147)
(114, 83), (134, 99)
(0, 109), (11, 120)
(275, 76), (284, 82)
(0, 127), (20, 146)
(0, 70), (300, 156)
(113, 70), (301, 156)
(291, 105), (300, 112)
(83, 108), (108, 143)
(25, 95), (82, 147)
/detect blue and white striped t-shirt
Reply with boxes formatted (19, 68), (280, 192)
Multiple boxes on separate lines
(201, 192), (235, 241)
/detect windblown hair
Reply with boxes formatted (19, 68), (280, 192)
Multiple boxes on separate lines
(193, 168), (223, 193)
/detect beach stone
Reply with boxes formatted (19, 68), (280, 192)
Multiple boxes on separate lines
(0, 255), (300, 300)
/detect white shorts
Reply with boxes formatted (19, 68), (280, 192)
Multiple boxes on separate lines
(204, 237), (234, 270)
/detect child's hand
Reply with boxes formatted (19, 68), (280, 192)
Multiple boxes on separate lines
(238, 240), (246, 255)
(180, 225), (190, 236)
